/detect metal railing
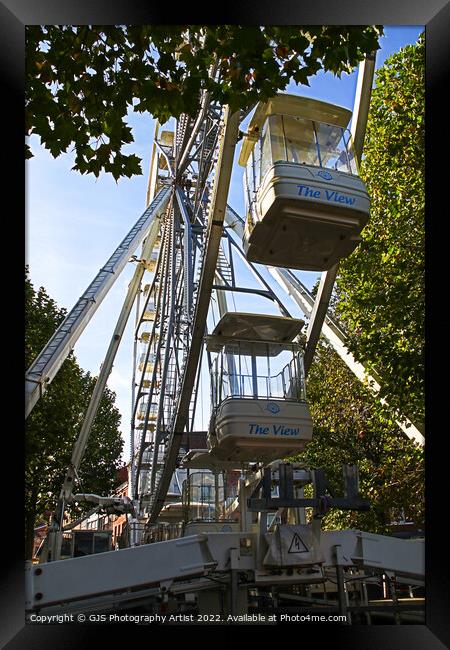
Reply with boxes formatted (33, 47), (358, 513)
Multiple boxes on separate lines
(213, 355), (306, 405)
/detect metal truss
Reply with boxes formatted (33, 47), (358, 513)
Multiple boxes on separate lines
(131, 96), (241, 525)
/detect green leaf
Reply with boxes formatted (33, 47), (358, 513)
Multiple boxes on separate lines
(26, 24), (384, 181)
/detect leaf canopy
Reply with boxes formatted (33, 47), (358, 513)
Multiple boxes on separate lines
(291, 35), (425, 534)
(336, 34), (425, 427)
(26, 25), (383, 180)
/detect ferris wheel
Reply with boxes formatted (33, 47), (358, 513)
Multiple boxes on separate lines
(25, 55), (424, 563)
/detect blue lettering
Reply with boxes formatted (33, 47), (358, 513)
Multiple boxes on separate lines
(250, 423), (301, 436)
(297, 185), (321, 199)
(249, 424), (269, 435)
(299, 186), (355, 206)
(324, 189), (355, 205)
(272, 425), (301, 436)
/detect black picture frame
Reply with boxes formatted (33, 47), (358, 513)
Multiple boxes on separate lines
(4, 1), (448, 647)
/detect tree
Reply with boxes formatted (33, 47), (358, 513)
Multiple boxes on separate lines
(26, 25), (383, 180)
(335, 34), (425, 428)
(25, 268), (124, 559)
(292, 36), (425, 533)
(296, 341), (424, 534)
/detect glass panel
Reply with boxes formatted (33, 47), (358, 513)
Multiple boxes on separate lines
(243, 165), (253, 218)
(241, 374), (253, 396)
(268, 115), (287, 164)
(298, 355), (306, 400)
(245, 142), (261, 212)
(211, 356), (217, 406)
(259, 114), (358, 176)
(183, 472), (226, 522)
(281, 115), (319, 166)
(260, 119), (272, 178)
(268, 373), (284, 398)
(245, 157), (255, 196)
(314, 122), (358, 174)
(212, 346), (306, 401)
(221, 372), (231, 401)
(342, 129), (358, 175)
(253, 135), (261, 190)
(60, 536), (72, 558)
(256, 375), (267, 397)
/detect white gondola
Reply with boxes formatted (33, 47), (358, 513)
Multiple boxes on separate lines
(239, 93), (370, 271)
(141, 377), (161, 389)
(138, 352), (156, 373)
(206, 312), (313, 463)
(139, 330), (159, 343)
(137, 400), (158, 421)
(136, 422), (156, 430)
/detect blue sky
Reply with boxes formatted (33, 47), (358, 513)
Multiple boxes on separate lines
(26, 26), (424, 461)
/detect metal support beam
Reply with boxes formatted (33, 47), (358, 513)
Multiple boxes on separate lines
(334, 545), (350, 623)
(129, 288), (141, 501)
(247, 463), (370, 513)
(146, 121), (161, 206)
(61, 221), (165, 497)
(351, 53), (376, 164)
(26, 535), (217, 611)
(175, 187), (194, 318)
(47, 212), (169, 561)
(303, 263), (339, 374)
(214, 250), (239, 395)
(148, 107), (240, 522)
(212, 285), (273, 299)
(177, 90), (211, 177)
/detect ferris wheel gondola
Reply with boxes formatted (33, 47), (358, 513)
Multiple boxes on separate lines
(239, 93), (370, 271)
(205, 312), (313, 464)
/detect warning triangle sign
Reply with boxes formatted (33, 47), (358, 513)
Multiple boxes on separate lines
(288, 532), (309, 554)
